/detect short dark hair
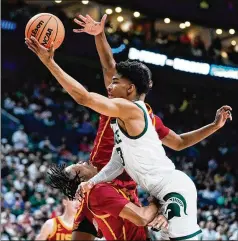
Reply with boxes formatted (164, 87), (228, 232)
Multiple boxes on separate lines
(116, 60), (152, 95)
(47, 164), (82, 200)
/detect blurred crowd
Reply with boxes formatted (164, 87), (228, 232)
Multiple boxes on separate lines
(105, 23), (238, 66)
(1, 79), (237, 240)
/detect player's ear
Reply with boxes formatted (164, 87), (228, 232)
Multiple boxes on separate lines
(127, 84), (135, 95)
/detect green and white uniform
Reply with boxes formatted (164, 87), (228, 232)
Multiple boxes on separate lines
(90, 101), (201, 240)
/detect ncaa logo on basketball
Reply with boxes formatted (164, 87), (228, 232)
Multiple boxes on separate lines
(42, 28), (53, 47)
(163, 192), (188, 220)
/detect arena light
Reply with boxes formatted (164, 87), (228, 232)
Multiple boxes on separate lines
(1, 20), (17, 30)
(173, 58), (210, 75)
(117, 16), (124, 22)
(128, 47), (238, 80)
(229, 29), (235, 35)
(115, 7), (122, 13)
(128, 48), (167, 66)
(221, 52), (228, 58)
(179, 23), (186, 29)
(231, 40), (236, 46)
(82, 0), (89, 4)
(164, 18), (170, 24)
(55, 0), (62, 3)
(216, 29), (222, 35)
(185, 21), (191, 27)
(210, 65), (238, 80)
(112, 44), (126, 54)
(121, 21), (132, 32)
(133, 12), (140, 18)
(105, 9), (113, 15)
(200, 0), (209, 9)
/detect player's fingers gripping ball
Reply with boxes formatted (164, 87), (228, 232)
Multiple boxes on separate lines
(25, 13), (65, 49)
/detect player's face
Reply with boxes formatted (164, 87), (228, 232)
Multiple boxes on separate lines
(107, 73), (134, 99)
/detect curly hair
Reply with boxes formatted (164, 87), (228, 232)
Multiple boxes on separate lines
(47, 164), (82, 200)
(116, 60), (152, 95)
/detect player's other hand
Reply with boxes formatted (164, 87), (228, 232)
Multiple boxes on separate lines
(148, 214), (169, 231)
(213, 105), (232, 129)
(75, 181), (94, 200)
(25, 37), (55, 65)
(73, 14), (107, 36)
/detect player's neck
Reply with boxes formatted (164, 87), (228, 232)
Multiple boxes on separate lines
(60, 211), (75, 223)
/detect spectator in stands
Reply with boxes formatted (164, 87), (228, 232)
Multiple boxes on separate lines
(191, 35), (206, 59)
(12, 126), (28, 151)
(201, 221), (218, 240)
(208, 37), (222, 64)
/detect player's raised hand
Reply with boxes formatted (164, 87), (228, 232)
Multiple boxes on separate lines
(73, 14), (107, 36)
(25, 36), (55, 65)
(148, 214), (169, 231)
(75, 181), (94, 200)
(213, 105), (232, 129)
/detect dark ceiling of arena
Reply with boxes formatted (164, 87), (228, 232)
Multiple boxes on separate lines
(94, 0), (238, 29)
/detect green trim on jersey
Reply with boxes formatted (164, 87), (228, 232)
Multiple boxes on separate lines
(118, 102), (148, 139)
(170, 230), (202, 240)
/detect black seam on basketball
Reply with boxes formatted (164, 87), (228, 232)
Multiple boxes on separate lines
(37, 16), (52, 42)
(26, 14), (51, 38)
(53, 16), (58, 44)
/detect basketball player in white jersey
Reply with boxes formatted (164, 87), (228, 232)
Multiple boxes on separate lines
(25, 30), (232, 240)
(35, 197), (79, 240)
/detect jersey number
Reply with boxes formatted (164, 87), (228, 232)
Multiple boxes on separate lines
(116, 147), (125, 166)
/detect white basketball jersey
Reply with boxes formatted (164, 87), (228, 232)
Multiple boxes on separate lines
(110, 101), (175, 197)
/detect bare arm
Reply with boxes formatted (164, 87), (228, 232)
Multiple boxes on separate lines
(119, 202), (158, 226)
(43, 59), (132, 117)
(25, 36), (139, 119)
(95, 31), (116, 87)
(162, 105), (232, 151)
(162, 124), (219, 151)
(35, 219), (53, 240)
(73, 14), (116, 88)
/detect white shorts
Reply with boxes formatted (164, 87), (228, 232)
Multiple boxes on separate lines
(155, 170), (201, 240)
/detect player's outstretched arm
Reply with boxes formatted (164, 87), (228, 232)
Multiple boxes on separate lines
(35, 219), (53, 240)
(74, 14), (116, 88)
(25, 37), (138, 119)
(120, 202), (159, 226)
(161, 105), (232, 151)
(75, 148), (124, 199)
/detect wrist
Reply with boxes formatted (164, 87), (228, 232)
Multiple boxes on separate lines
(211, 121), (220, 131)
(95, 30), (105, 37)
(43, 58), (55, 67)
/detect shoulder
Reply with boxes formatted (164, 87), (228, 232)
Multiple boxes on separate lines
(114, 98), (144, 119)
(44, 218), (55, 229)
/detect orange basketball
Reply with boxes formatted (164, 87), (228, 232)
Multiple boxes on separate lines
(25, 13), (65, 49)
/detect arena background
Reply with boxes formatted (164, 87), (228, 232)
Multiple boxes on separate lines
(1, 0), (238, 240)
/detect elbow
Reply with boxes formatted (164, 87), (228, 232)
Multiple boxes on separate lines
(73, 92), (91, 106)
(175, 144), (183, 151)
(174, 138), (185, 151)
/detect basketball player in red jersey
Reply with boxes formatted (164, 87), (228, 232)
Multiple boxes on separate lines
(35, 197), (79, 240)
